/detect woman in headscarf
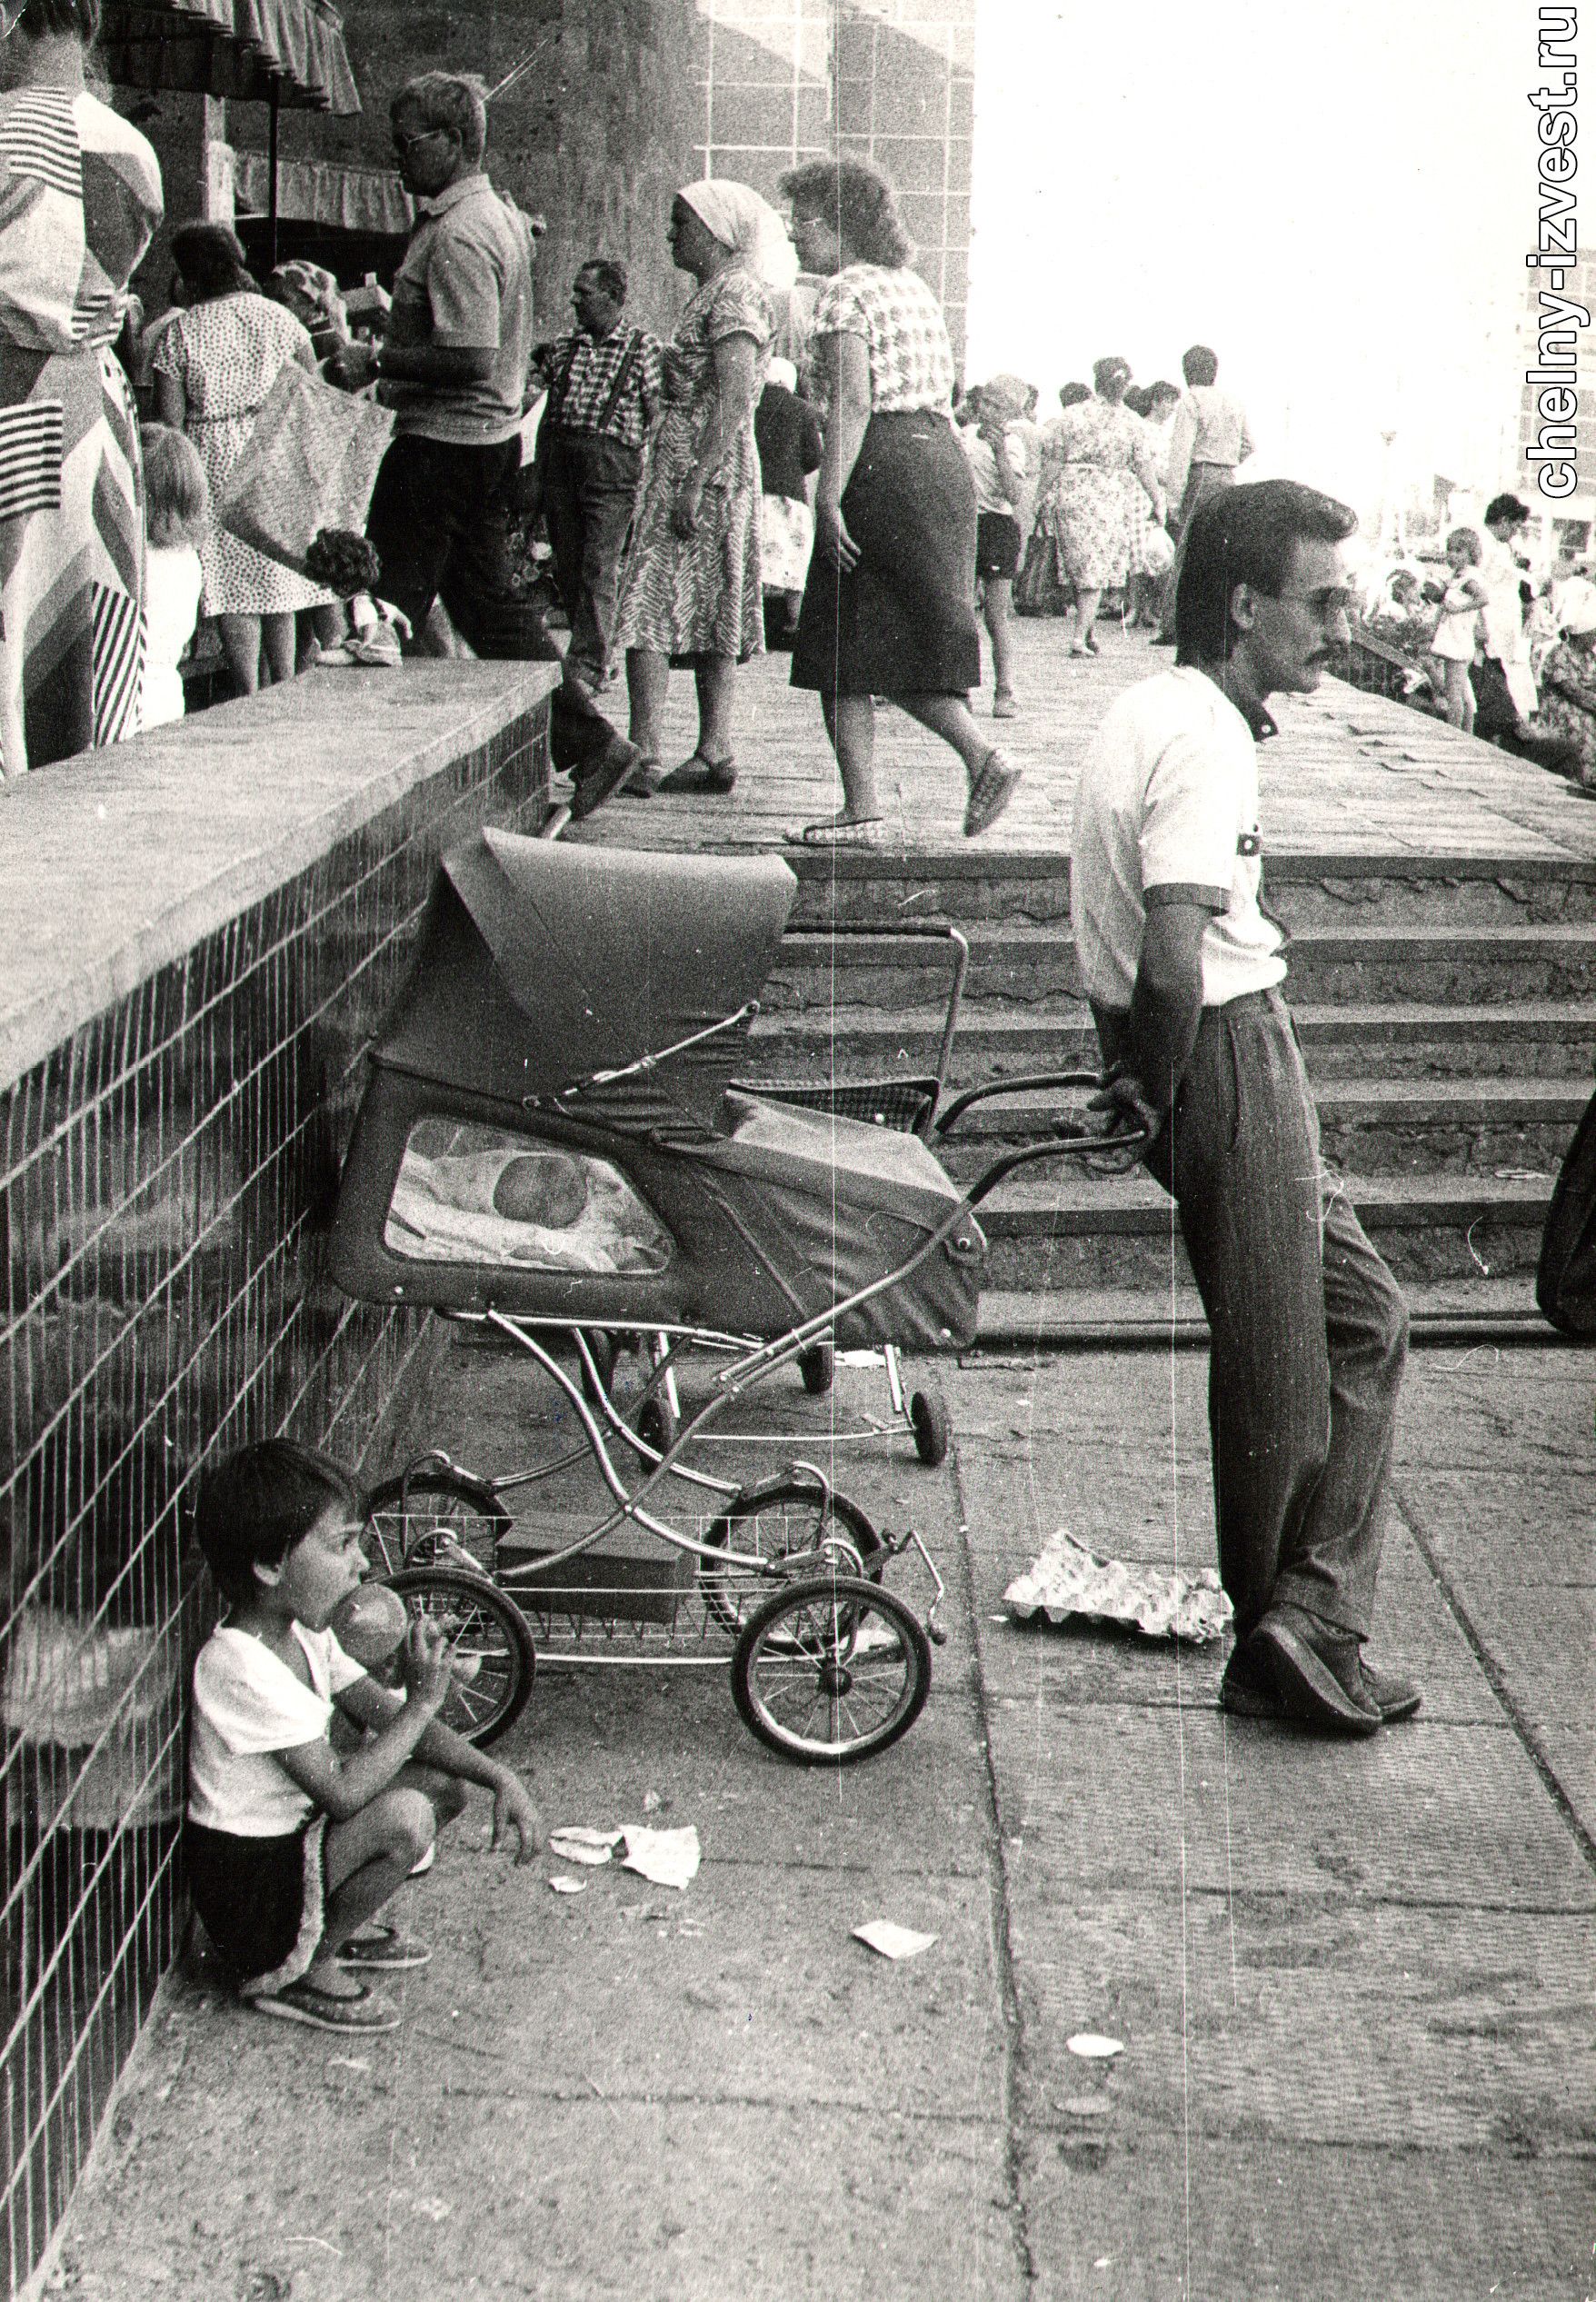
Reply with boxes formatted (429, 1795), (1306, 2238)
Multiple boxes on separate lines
(0, 0), (163, 780)
(614, 178), (779, 795)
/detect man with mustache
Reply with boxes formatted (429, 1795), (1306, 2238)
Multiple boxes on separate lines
(1071, 480), (1417, 1737)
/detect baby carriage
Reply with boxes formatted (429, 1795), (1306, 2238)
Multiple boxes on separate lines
(329, 830), (1138, 1764)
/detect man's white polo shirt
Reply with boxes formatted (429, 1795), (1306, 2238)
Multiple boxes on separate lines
(1071, 665), (1286, 1011)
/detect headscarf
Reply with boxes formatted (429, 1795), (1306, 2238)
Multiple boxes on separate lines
(678, 178), (796, 290)
(1555, 574), (1596, 638)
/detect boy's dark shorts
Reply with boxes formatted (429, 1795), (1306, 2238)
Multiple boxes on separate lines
(976, 512), (1022, 582)
(186, 1815), (326, 1997)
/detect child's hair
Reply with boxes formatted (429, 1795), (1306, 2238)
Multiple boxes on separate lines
(195, 1438), (364, 1607)
(1388, 570), (1419, 599)
(304, 526), (384, 596)
(141, 423), (211, 548)
(1445, 526), (1482, 566)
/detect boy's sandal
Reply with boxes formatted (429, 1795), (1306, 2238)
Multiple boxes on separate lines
(337, 1925), (432, 1971)
(408, 1844), (436, 1878)
(247, 1978), (400, 2034)
(963, 750), (1022, 839)
(568, 737), (644, 822)
(993, 692), (1019, 719)
(787, 815), (883, 848)
(656, 751), (737, 794)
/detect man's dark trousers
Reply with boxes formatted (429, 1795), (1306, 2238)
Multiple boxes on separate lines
(541, 428), (640, 684)
(1118, 988), (1409, 1639)
(365, 429), (633, 785)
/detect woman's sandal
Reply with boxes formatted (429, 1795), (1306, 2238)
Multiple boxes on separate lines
(248, 1978), (401, 2033)
(993, 691), (1019, 719)
(963, 749), (1022, 839)
(656, 751), (737, 795)
(337, 1925), (432, 1971)
(787, 815), (884, 848)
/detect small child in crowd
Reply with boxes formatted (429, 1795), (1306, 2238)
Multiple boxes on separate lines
(139, 424), (209, 731)
(1430, 526), (1489, 732)
(186, 1439), (541, 2035)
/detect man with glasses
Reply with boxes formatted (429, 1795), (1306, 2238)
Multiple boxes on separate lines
(333, 71), (641, 817)
(1072, 480), (1417, 1738)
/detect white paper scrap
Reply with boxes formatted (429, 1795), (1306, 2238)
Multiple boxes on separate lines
(1066, 2033), (1124, 2059)
(550, 1828), (623, 1868)
(1004, 1528), (1232, 1645)
(621, 1825), (701, 1891)
(548, 1876), (587, 1896)
(853, 1920), (938, 1961)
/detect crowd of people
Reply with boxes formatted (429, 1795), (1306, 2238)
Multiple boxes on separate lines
(0, 8), (1248, 846)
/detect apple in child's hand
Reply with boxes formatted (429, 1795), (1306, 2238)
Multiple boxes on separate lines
(329, 1580), (409, 1665)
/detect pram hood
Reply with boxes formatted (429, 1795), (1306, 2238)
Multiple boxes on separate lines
(374, 829), (797, 1135)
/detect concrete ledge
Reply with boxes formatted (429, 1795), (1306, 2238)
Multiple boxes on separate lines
(0, 661), (561, 1094)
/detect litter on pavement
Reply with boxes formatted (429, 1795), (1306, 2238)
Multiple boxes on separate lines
(853, 1920), (939, 1960)
(1003, 1529), (1232, 1644)
(547, 1876), (587, 1895)
(550, 1828), (623, 1867)
(621, 1825), (701, 1890)
(1065, 2032), (1124, 2059)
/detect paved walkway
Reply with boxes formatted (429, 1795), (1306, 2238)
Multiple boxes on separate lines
(570, 618), (1596, 866)
(45, 1330), (1596, 2299)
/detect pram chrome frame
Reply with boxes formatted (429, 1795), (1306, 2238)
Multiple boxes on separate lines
(364, 1081), (1142, 1764)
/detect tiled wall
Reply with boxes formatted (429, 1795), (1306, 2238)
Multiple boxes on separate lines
(0, 713), (548, 2296)
(693, 0), (975, 366)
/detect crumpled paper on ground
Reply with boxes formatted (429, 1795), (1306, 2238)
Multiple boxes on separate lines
(1003, 1529), (1232, 1645)
(853, 1920), (938, 1960)
(550, 1828), (623, 1867)
(621, 1825), (701, 1891)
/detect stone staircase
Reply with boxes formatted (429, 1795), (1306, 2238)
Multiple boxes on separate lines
(736, 846), (1596, 1340)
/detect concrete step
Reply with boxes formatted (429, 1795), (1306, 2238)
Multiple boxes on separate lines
(788, 848), (1596, 928)
(928, 1077), (1582, 1181)
(973, 1172), (1551, 1290)
(973, 1276), (1547, 1348)
(744, 1002), (1596, 1081)
(767, 922), (1596, 1011)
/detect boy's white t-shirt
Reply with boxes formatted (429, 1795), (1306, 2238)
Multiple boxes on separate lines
(141, 543), (204, 731)
(188, 1622), (366, 1836)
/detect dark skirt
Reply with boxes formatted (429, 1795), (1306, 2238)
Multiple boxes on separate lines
(791, 410), (981, 697)
(186, 1815), (326, 1997)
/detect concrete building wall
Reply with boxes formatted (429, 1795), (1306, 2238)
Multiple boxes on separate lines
(226, 0), (707, 339)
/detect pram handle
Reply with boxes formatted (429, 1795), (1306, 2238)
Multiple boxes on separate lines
(963, 1122), (1150, 1206)
(934, 1069), (1107, 1137)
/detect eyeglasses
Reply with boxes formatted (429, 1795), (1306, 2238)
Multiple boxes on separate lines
(392, 124), (455, 158)
(1262, 587), (1356, 622)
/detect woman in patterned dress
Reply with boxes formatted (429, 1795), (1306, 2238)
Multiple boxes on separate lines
(1035, 357), (1163, 658)
(614, 179), (777, 795)
(781, 156), (1019, 845)
(0, 0), (162, 782)
(154, 224), (336, 696)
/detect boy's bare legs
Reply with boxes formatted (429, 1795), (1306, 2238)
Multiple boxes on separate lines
(304, 1774), (466, 1997)
(983, 575), (1017, 706)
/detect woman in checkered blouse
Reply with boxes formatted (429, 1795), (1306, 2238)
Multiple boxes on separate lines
(781, 158), (1021, 845)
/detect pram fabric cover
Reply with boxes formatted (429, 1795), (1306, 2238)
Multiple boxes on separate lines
(330, 832), (985, 1347)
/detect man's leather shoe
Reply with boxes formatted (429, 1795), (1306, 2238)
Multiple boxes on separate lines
(1361, 1662), (1421, 1723)
(1250, 1608), (1382, 1736)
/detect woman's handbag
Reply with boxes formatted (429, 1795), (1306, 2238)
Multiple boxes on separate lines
(1537, 1082), (1596, 1336)
(218, 366), (394, 576)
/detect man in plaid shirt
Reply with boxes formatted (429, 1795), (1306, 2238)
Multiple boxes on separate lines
(531, 261), (663, 689)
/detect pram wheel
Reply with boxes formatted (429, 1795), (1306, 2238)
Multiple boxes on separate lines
(732, 1576), (932, 1764)
(910, 1387), (952, 1467)
(384, 1567), (535, 1748)
(365, 1468), (510, 1578)
(797, 1342), (835, 1396)
(701, 1478), (883, 1636)
(636, 1395), (678, 1458)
